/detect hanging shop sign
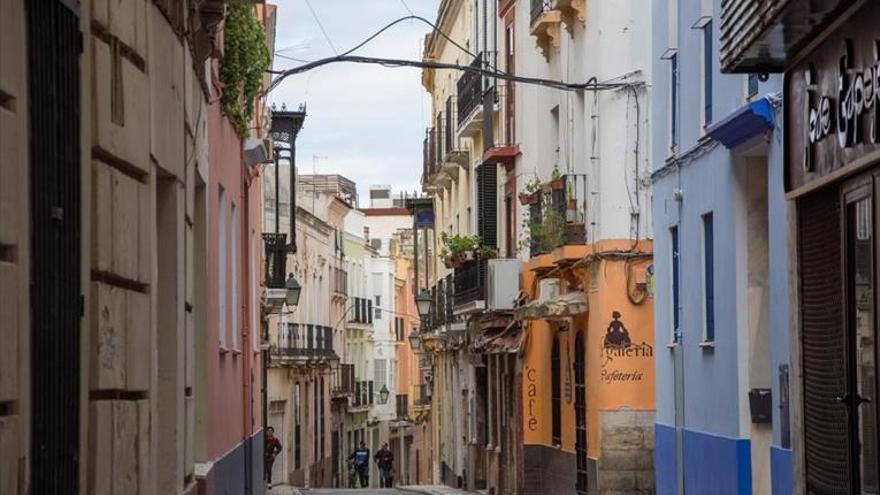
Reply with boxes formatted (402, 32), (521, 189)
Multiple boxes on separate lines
(786, 3), (880, 193)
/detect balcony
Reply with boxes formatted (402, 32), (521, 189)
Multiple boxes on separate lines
(552, 0), (586, 32)
(438, 103), (469, 171)
(454, 259), (487, 314)
(263, 232), (288, 289)
(270, 323), (337, 364)
(422, 127), (449, 193)
(456, 53), (495, 137)
(421, 274), (457, 334)
(529, 0), (561, 59)
(396, 394), (409, 419)
(332, 363), (356, 400)
(522, 174), (588, 257)
(348, 297), (373, 327)
(350, 380), (375, 410)
(719, 0), (855, 72)
(332, 267), (348, 300)
(413, 383), (432, 410)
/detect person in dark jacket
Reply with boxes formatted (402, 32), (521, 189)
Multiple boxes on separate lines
(264, 426), (282, 490)
(375, 442), (395, 487)
(348, 441), (370, 487)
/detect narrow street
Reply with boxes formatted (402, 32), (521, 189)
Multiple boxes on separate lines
(273, 487), (467, 495)
(4, 0), (874, 494)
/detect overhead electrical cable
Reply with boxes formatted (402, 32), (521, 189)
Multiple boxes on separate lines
(266, 54), (636, 95)
(264, 15), (636, 95)
(304, 0), (339, 55)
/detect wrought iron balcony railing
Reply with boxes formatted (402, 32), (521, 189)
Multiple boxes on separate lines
(454, 259), (487, 308)
(423, 274), (455, 331)
(396, 394), (409, 419)
(263, 232), (288, 289)
(271, 323), (336, 360)
(457, 53), (488, 127)
(332, 363), (356, 397)
(351, 380), (375, 408)
(528, 174), (588, 256)
(530, 0), (552, 25)
(414, 383), (432, 406)
(348, 297), (373, 325)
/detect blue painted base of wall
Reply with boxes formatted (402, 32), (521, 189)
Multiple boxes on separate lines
(656, 424), (678, 495)
(655, 424), (752, 495)
(770, 446), (792, 495)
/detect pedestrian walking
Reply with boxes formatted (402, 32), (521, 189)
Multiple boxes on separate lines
(348, 441), (370, 488)
(375, 442), (395, 488)
(264, 426), (282, 490)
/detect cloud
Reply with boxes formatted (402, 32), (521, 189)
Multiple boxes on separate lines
(268, 0), (440, 203)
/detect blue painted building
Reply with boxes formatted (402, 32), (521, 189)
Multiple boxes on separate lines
(650, 0), (792, 493)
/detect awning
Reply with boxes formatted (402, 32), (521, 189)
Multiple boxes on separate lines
(706, 97), (775, 149)
(469, 316), (524, 354)
(514, 291), (588, 321)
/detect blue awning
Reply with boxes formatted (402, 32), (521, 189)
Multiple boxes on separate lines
(706, 97), (775, 149)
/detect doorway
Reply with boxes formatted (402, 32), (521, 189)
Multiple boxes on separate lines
(27, 1), (81, 492)
(800, 177), (880, 494)
(845, 189), (878, 494)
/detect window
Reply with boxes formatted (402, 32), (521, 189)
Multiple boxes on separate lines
(702, 213), (715, 341)
(375, 359), (387, 395)
(218, 186), (227, 348)
(670, 53), (679, 149)
(747, 73), (760, 99)
(375, 295), (382, 319)
(231, 203), (238, 349)
(551, 337), (561, 446)
(671, 226), (681, 342)
(702, 20), (713, 126)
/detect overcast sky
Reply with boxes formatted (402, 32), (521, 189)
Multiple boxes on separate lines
(269, 0), (440, 206)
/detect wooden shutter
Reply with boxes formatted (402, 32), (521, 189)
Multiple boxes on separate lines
(798, 185), (851, 494)
(477, 164), (498, 248)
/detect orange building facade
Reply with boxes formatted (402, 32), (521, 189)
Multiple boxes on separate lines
(516, 240), (655, 494)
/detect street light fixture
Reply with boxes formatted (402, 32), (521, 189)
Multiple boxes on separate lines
(285, 273), (301, 308)
(415, 291), (432, 317)
(378, 384), (390, 405)
(408, 330), (421, 352)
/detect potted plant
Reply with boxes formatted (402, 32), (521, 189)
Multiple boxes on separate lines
(441, 232), (482, 267)
(519, 176), (543, 205)
(475, 245), (497, 260)
(550, 166), (565, 191)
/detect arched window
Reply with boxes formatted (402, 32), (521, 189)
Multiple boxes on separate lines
(552, 336), (561, 446)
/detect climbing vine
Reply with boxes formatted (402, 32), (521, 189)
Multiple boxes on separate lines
(220, 3), (271, 137)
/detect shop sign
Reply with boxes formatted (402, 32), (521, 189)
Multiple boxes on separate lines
(599, 311), (653, 385)
(786, 3), (880, 193)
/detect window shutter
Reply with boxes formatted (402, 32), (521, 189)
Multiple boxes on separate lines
(799, 186), (851, 492)
(477, 164), (498, 248)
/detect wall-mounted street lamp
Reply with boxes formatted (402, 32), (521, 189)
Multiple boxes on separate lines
(408, 330), (422, 353)
(378, 384), (391, 405)
(415, 291), (432, 318)
(285, 273), (302, 308)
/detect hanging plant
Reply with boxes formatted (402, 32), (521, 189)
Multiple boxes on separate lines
(220, 3), (271, 138)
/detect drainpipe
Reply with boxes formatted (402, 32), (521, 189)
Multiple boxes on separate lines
(242, 145), (253, 493)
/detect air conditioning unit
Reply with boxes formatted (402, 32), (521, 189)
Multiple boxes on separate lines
(487, 259), (520, 310)
(537, 279), (560, 304)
